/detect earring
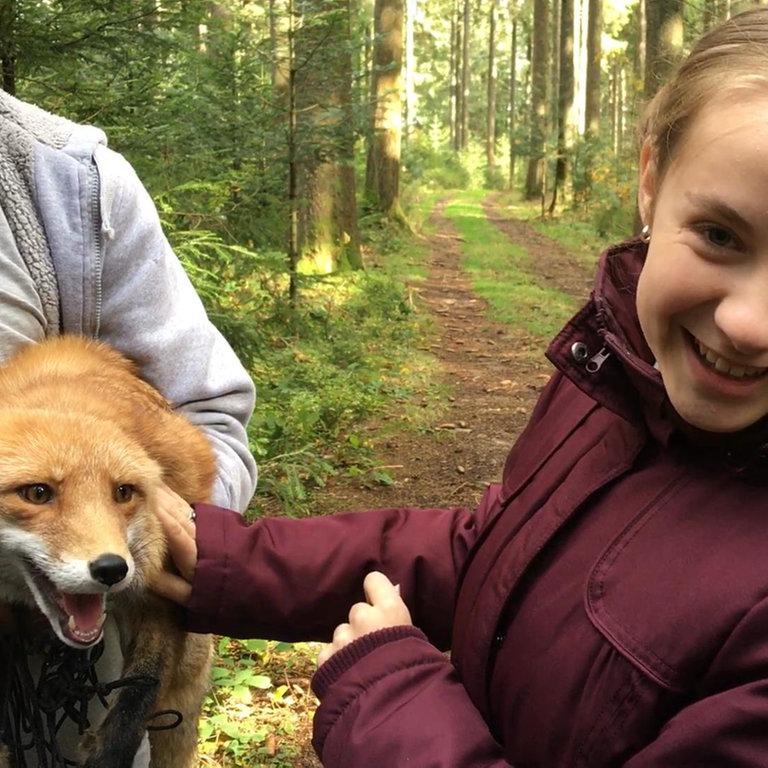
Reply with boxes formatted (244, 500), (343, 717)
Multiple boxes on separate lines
(640, 224), (651, 243)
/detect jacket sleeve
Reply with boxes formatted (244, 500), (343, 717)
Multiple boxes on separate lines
(623, 595), (768, 767)
(310, 627), (514, 767)
(185, 485), (505, 645)
(93, 145), (257, 512)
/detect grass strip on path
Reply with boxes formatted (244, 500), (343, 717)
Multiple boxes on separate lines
(441, 190), (582, 343)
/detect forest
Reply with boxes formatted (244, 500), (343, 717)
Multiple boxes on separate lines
(0, 0), (759, 509)
(1, 0), (764, 763)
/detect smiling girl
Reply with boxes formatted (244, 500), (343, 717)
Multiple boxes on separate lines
(153, 8), (768, 767)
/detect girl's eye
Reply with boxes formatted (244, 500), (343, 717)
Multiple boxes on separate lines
(700, 225), (736, 249)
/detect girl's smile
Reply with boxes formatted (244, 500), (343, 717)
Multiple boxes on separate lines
(692, 337), (768, 381)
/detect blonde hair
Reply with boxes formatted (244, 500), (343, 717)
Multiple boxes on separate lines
(641, 7), (768, 179)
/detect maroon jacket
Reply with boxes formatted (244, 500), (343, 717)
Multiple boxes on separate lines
(186, 239), (768, 766)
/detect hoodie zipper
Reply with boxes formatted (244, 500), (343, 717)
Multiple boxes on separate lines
(87, 159), (103, 336)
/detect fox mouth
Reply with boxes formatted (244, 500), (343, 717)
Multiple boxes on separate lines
(22, 558), (107, 648)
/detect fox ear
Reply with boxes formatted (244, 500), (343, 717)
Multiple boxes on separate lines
(638, 139), (657, 228)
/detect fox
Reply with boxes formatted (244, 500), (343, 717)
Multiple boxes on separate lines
(0, 336), (216, 767)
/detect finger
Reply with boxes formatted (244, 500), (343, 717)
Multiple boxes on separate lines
(331, 622), (355, 646)
(363, 571), (398, 605)
(317, 643), (333, 667)
(156, 483), (195, 527)
(150, 569), (193, 607)
(348, 601), (372, 627)
(155, 505), (198, 583)
(363, 571), (412, 626)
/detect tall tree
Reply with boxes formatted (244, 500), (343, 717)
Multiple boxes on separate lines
(525, 0), (550, 199)
(584, 0), (602, 139)
(644, 0), (684, 99)
(486, 0), (499, 174)
(450, 1), (460, 149)
(0, 0), (17, 94)
(404, 0), (417, 147)
(549, 0), (575, 212)
(609, 52), (626, 157)
(365, 0), (406, 221)
(508, 10), (519, 187)
(459, 0), (471, 150)
(294, 0), (362, 271)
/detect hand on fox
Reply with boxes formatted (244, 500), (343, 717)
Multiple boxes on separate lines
(317, 571), (412, 667)
(151, 483), (198, 606)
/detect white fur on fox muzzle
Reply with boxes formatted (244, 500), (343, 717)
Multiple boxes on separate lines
(0, 528), (136, 647)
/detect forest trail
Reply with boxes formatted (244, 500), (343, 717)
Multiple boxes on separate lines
(312, 194), (595, 516)
(285, 195), (596, 767)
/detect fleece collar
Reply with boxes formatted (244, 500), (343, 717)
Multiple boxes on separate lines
(0, 91), (73, 333)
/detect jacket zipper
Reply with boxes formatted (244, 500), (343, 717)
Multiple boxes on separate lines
(586, 346), (611, 373)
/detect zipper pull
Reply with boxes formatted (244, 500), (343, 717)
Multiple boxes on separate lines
(586, 346), (611, 373)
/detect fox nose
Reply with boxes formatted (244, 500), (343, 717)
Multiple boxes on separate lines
(89, 553), (129, 586)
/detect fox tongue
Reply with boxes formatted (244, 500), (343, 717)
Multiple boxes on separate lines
(60, 593), (105, 635)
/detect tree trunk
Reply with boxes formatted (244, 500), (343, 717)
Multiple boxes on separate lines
(644, 0), (684, 99)
(584, 0), (601, 140)
(459, 0), (470, 150)
(294, 0), (362, 272)
(508, 14), (518, 188)
(404, 0), (416, 149)
(365, 0), (406, 222)
(549, 0), (575, 213)
(450, 2), (459, 150)
(0, 0), (17, 94)
(525, 0), (550, 200)
(269, 0), (291, 92)
(486, 0), (498, 174)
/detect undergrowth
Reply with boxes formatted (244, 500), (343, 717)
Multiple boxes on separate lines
(199, 638), (322, 767)
(167, 214), (438, 519)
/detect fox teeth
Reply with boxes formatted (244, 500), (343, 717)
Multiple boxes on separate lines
(67, 612), (106, 643)
(695, 340), (767, 379)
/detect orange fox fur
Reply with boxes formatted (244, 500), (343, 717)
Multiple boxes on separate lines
(0, 336), (215, 767)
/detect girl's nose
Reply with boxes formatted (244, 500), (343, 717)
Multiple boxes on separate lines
(714, 277), (768, 355)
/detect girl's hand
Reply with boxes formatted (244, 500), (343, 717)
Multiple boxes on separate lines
(317, 571), (412, 667)
(151, 483), (198, 606)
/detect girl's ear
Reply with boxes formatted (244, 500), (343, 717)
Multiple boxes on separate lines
(637, 139), (657, 228)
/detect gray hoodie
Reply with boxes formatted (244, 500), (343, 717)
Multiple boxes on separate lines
(0, 90), (257, 512)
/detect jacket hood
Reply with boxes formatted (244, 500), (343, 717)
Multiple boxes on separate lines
(547, 238), (768, 477)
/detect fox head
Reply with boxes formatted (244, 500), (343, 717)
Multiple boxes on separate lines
(0, 410), (166, 649)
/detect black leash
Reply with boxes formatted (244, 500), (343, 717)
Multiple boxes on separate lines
(0, 621), (182, 767)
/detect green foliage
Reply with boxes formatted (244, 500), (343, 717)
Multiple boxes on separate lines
(402, 138), (471, 190)
(248, 266), (429, 516)
(484, 163), (507, 191)
(161, 196), (433, 517)
(201, 638), (320, 766)
(159, 214), (283, 373)
(569, 137), (638, 242)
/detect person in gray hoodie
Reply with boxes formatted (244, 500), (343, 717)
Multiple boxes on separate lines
(0, 90), (257, 767)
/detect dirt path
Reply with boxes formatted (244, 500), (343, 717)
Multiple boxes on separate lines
(312, 196), (594, 515)
(288, 196), (595, 767)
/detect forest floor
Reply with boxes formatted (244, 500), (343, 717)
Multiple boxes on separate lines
(248, 195), (596, 767)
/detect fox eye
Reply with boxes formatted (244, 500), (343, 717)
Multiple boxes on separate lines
(114, 484), (135, 503)
(18, 484), (53, 504)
